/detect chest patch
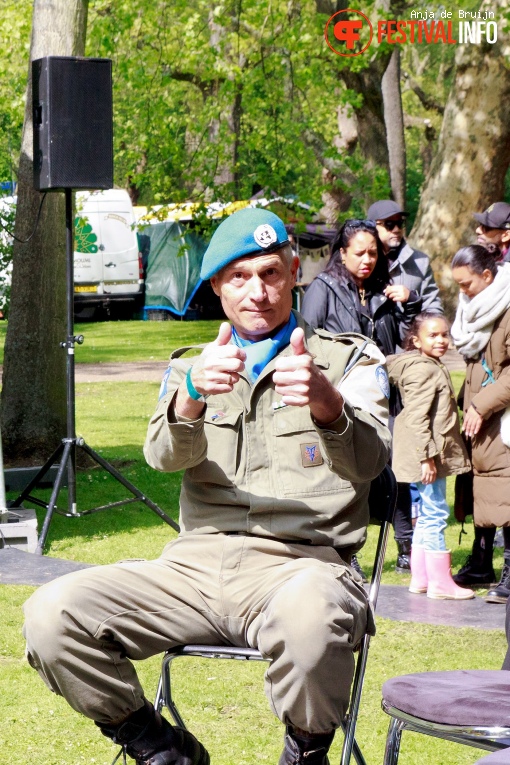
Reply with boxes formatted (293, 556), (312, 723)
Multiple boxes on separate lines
(300, 442), (324, 468)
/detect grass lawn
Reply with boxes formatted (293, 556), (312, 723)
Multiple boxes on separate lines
(1, 324), (503, 764)
(0, 320), (224, 365)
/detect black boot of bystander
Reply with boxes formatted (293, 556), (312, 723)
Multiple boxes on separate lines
(453, 526), (496, 587)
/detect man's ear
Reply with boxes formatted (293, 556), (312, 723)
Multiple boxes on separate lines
(210, 274), (221, 297)
(502, 230), (510, 245)
(290, 255), (300, 286)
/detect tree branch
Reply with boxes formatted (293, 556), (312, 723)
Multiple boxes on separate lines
(402, 71), (445, 114)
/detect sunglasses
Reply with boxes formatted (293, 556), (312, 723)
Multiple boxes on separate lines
(345, 219), (377, 229)
(479, 224), (501, 233)
(380, 218), (406, 231)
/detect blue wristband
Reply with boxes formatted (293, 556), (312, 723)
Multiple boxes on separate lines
(186, 368), (205, 402)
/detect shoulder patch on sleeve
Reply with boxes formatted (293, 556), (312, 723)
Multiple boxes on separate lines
(338, 342), (389, 425)
(158, 365), (172, 400)
(375, 365), (390, 399)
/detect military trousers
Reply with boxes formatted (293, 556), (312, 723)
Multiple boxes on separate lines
(23, 534), (371, 733)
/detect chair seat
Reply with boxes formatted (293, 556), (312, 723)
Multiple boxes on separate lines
(474, 749), (510, 765)
(382, 670), (510, 727)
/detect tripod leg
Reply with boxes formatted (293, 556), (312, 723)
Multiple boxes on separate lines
(79, 442), (180, 532)
(13, 442), (66, 508)
(35, 441), (73, 555)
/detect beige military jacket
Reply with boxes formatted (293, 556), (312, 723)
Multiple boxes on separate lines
(144, 313), (391, 555)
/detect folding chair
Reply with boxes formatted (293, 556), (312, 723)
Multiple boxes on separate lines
(154, 464), (397, 765)
(381, 669), (510, 764)
(474, 749), (510, 765)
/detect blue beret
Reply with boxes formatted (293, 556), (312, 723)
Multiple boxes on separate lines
(200, 207), (289, 280)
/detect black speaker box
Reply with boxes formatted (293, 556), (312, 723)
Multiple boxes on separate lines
(33, 56), (113, 191)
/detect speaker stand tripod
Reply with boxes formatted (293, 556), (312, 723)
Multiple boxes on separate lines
(13, 188), (179, 555)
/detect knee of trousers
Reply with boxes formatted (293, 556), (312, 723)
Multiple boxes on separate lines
(23, 570), (96, 665)
(259, 566), (368, 675)
(258, 567), (367, 730)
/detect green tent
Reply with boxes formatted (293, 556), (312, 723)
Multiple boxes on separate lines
(142, 221), (207, 317)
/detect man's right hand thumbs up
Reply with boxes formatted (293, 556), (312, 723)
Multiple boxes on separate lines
(213, 322), (233, 347)
(182, 321), (246, 403)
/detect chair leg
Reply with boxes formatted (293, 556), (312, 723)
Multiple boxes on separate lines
(154, 672), (165, 713)
(351, 736), (367, 765)
(383, 717), (403, 765)
(340, 720), (367, 765)
(155, 652), (188, 729)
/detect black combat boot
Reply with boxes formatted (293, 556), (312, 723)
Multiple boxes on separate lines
(453, 526), (496, 587)
(395, 539), (411, 573)
(278, 726), (335, 765)
(97, 699), (209, 765)
(485, 543), (510, 603)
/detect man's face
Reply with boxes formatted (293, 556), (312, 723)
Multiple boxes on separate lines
(211, 250), (299, 341)
(375, 215), (406, 253)
(475, 223), (510, 249)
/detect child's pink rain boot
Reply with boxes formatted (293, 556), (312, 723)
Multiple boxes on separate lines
(409, 545), (427, 594)
(425, 550), (475, 600)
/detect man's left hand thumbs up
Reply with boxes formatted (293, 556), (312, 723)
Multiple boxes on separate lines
(273, 326), (344, 423)
(290, 327), (307, 357)
(273, 328), (312, 407)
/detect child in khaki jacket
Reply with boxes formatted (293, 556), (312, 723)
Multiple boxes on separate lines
(387, 311), (473, 600)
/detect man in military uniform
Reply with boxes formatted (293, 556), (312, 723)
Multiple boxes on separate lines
(23, 208), (391, 765)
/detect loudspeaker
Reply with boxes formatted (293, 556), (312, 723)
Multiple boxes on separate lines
(33, 56), (113, 191)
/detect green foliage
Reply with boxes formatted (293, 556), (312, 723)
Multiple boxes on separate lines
(84, 0), (343, 208)
(0, 1), (31, 185)
(0, 198), (15, 315)
(5, 0), (509, 239)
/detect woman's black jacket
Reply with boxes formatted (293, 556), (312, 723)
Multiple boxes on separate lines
(301, 271), (421, 356)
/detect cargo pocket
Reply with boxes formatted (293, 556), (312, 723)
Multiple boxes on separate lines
(272, 406), (348, 498)
(188, 407), (243, 486)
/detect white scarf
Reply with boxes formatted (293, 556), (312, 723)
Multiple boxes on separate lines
(451, 263), (510, 360)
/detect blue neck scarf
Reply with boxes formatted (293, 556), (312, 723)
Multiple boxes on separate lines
(232, 313), (297, 383)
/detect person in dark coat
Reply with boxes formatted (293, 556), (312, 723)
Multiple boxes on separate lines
(301, 219), (421, 357)
(301, 219), (422, 575)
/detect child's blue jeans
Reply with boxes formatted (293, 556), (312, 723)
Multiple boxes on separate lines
(412, 477), (449, 551)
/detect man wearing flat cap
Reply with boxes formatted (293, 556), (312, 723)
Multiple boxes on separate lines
(367, 199), (442, 313)
(23, 208), (391, 765)
(474, 202), (510, 261)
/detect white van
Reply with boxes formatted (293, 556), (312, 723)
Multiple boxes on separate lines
(74, 189), (143, 319)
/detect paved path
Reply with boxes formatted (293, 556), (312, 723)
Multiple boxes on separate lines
(0, 349), (466, 385)
(74, 360), (169, 383)
(377, 584), (505, 631)
(71, 348), (466, 384)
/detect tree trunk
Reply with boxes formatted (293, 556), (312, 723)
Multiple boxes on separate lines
(409, 0), (510, 314)
(382, 48), (406, 208)
(1, 0), (88, 464)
